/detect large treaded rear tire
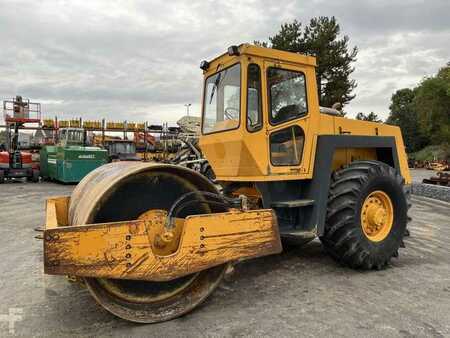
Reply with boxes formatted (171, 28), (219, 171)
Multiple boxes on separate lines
(320, 160), (408, 270)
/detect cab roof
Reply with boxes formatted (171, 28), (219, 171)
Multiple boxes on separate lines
(202, 43), (317, 74)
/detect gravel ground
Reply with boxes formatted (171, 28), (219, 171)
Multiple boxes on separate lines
(410, 169), (435, 184)
(0, 181), (449, 337)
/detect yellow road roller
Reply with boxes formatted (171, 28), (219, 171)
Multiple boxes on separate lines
(42, 44), (411, 323)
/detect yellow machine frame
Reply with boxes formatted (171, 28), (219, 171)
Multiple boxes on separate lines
(42, 44), (411, 282)
(199, 44), (411, 184)
(42, 44), (411, 289)
(42, 163), (282, 282)
(44, 194), (281, 281)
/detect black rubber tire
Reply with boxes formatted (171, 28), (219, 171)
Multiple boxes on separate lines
(320, 160), (408, 270)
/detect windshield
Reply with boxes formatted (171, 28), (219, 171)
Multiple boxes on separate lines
(115, 143), (135, 154)
(59, 129), (83, 145)
(202, 63), (241, 134)
(67, 130), (83, 144)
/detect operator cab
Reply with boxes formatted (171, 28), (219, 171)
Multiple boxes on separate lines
(106, 140), (139, 161)
(199, 44), (319, 181)
(58, 128), (85, 147)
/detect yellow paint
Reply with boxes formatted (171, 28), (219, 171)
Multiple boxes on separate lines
(44, 199), (281, 282)
(199, 44), (411, 184)
(331, 148), (378, 171)
(43, 119), (55, 128)
(361, 190), (394, 242)
(45, 196), (70, 228)
(228, 186), (261, 199)
(137, 209), (185, 256)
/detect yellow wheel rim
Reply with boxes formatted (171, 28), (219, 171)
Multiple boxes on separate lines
(361, 190), (394, 242)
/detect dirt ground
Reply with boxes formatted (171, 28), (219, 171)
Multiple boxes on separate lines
(0, 181), (449, 337)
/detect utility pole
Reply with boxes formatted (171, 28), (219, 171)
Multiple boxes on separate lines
(184, 103), (191, 117)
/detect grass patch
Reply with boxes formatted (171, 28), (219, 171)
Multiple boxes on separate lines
(410, 144), (450, 161)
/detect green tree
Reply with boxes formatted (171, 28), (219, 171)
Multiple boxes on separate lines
(414, 64), (450, 145)
(355, 112), (382, 122)
(258, 16), (358, 109)
(386, 88), (425, 153)
(386, 62), (450, 153)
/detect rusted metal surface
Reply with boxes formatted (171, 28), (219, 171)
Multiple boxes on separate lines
(84, 264), (226, 323)
(43, 162), (282, 281)
(42, 162), (282, 322)
(44, 208), (281, 281)
(42, 162), (243, 323)
(423, 172), (450, 187)
(67, 161), (218, 225)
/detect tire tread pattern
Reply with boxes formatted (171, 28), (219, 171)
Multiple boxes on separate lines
(321, 160), (410, 270)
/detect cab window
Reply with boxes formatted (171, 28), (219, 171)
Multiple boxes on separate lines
(67, 130), (83, 143)
(202, 63), (241, 134)
(268, 68), (308, 125)
(247, 64), (262, 132)
(270, 125), (305, 166)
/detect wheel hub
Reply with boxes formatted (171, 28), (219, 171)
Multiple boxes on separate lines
(361, 190), (394, 242)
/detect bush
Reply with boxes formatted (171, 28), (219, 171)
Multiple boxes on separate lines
(410, 144), (450, 161)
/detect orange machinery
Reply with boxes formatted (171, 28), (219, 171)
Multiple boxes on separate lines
(0, 96), (40, 183)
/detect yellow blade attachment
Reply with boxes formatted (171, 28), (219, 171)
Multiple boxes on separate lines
(43, 197), (281, 282)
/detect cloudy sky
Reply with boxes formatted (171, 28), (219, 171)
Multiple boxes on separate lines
(0, 0), (449, 125)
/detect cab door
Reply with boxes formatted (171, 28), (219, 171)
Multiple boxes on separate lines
(263, 60), (312, 177)
(240, 58), (269, 176)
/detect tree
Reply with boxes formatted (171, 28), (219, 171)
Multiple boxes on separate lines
(413, 64), (450, 145)
(386, 62), (450, 154)
(386, 88), (426, 153)
(258, 16), (358, 109)
(355, 112), (382, 122)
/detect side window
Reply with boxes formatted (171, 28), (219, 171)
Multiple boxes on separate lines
(268, 68), (308, 125)
(270, 125), (305, 166)
(247, 64), (262, 131)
